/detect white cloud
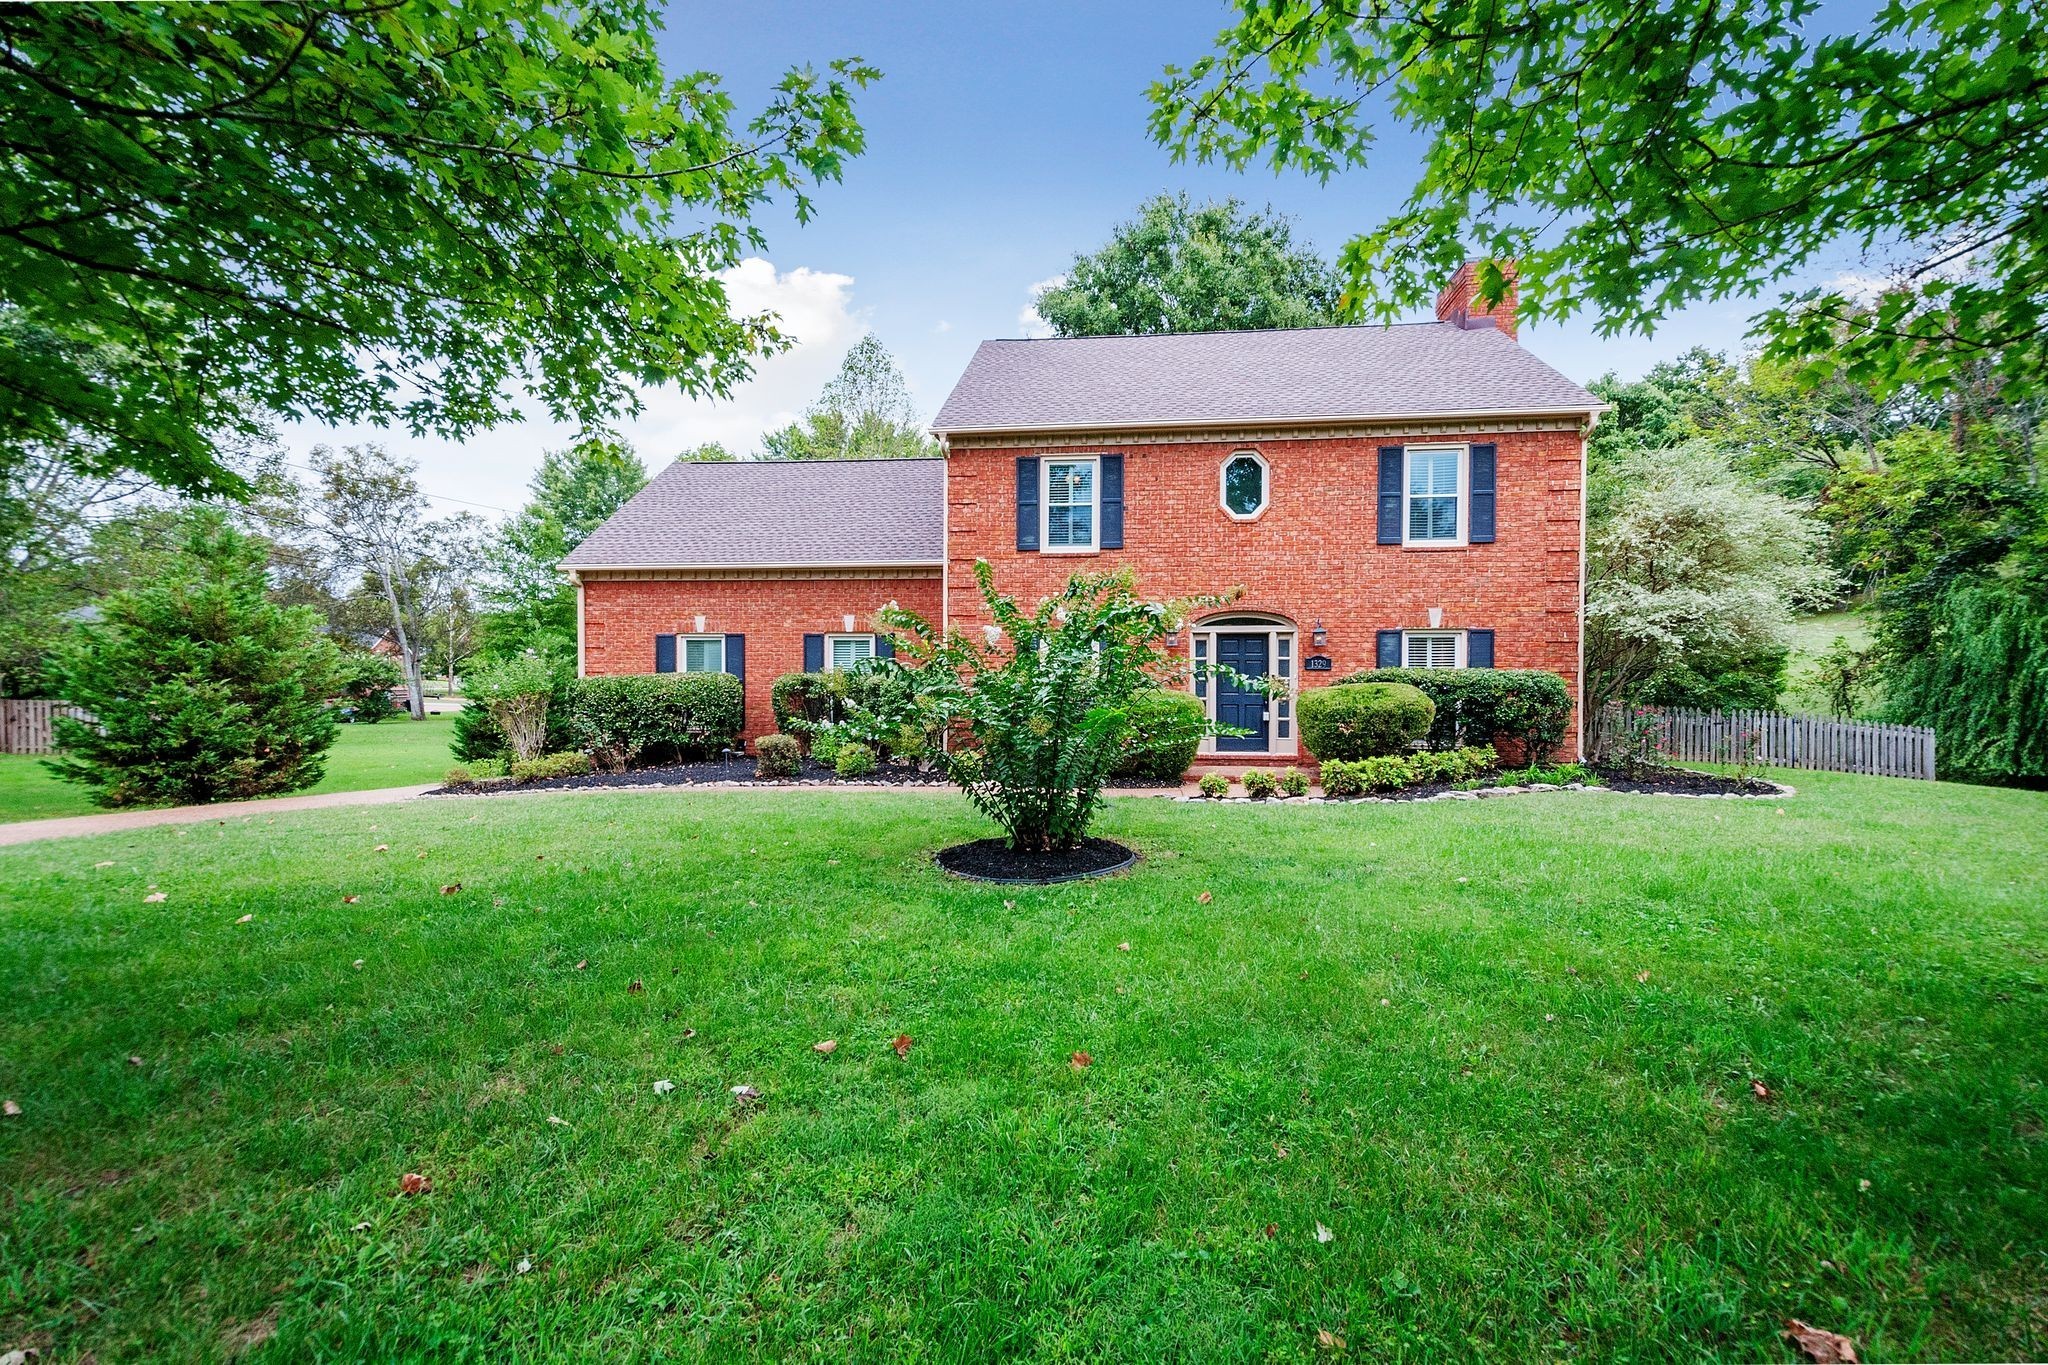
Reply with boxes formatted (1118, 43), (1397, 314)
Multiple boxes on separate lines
(932, 319), (953, 334)
(1016, 274), (1067, 338)
(277, 258), (867, 517)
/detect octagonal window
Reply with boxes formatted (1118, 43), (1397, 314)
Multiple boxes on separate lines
(1221, 451), (1268, 519)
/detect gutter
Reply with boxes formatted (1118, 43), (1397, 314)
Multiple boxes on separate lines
(930, 403), (1610, 440)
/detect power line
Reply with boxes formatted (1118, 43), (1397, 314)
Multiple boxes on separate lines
(279, 459), (514, 515)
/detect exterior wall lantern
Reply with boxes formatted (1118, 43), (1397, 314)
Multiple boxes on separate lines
(1311, 620), (1328, 648)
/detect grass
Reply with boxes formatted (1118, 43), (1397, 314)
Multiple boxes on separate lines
(0, 713), (460, 824)
(1, 774), (2045, 1360)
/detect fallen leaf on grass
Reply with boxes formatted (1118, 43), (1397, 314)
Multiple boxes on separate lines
(1751, 1080), (1775, 1102)
(2, 1099), (20, 1117)
(95, 860), (114, 868)
(235, 914), (254, 924)
(143, 892), (167, 904)
(1783, 1319), (1859, 1363)
(573, 960), (587, 971)
(627, 979), (644, 994)
(1316, 1328), (1347, 1352)
(398, 1172), (430, 1195)
(374, 844), (389, 853)
(352, 959), (364, 970)
(813, 1039), (838, 1055)
(652, 1080), (675, 1095)
(439, 883), (461, 896)
(343, 895), (360, 904)
(127, 1055), (142, 1066)
(1314, 1222), (1335, 1244)
(1260, 1223), (1277, 1239)
(679, 1028), (696, 1039)
(546, 1115), (569, 1127)
(1275, 1145), (1289, 1160)
(1070, 1051), (1093, 1070)
(730, 1084), (760, 1100)
(351, 1221), (373, 1232)
(1116, 942), (1131, 952)
(1636, 970), (1651, 983)
(516, 1256), (532, 1274)
(891, 1034), (915, 1059)
(1196, 890), (1213, 905)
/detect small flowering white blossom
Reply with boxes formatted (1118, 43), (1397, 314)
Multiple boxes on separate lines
(983, 624), (1002, 647)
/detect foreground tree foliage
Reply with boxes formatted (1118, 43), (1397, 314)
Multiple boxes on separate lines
(44, 516), (344, 808)
(0, 2), (875, 494)
(882, 563), (1227, 852)
(1033, 193), (1343, 337)
(1152, 0), (2045, 395)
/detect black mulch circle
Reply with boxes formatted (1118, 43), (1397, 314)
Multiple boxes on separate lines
(935, 837), (1138, 884)
(1590, 765), (1781, 796)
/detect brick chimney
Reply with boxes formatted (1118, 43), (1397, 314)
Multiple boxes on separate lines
(1435, 259), (1518, 340)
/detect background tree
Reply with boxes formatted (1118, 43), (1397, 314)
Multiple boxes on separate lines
(43, 515), (344, 807)
(1584, 442), (1837, 736)
(482, 434), (648, 663)
(1152, 0), (2044, 399)
(762, 335), (937, 461)
(676, 441), (738, 463)
(1033, 193), (1341, 336)
(0, 3), (875, 496)
(291, 445), (485, 719)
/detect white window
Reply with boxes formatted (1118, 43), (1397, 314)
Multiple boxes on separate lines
(1405, 444), (1467, 546)
(682, 635), (725, 673)
(1043, 457), (1099, 552)
(826, 634), (876, 671)
(1220, 450), (1269, 519)
(1403, 631), (1465, 669)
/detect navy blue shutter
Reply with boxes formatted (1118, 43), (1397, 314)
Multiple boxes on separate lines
(1099, 455), (1124, 549)
(1466, 629), (1495, 668)
(654, 634), (677, 673)
(1377, 447), (1405, 544)
(1376, 630), (1402, 668)
(1468, 443), (1497, 543)
(874, 636), (894, 660)
(724, 633), (745, 681)
(1015, 457), (1040, 551)
(802, 634), (824, 673)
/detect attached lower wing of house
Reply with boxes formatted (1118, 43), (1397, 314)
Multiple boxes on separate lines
(563, 262), (1607, 762)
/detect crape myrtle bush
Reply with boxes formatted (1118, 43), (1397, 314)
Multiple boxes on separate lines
(881, 561), (1231, 852)
(1296, 681), (1434, 760)
(1337, 668), (1574, 761)
(452, 674), (742, 767)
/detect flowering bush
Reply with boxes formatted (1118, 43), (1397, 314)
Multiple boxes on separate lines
(882, 561), (1233, 851)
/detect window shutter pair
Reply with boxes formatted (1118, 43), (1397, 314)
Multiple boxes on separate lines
(1375, 444), (1497, 544)
(1016, 456), (1122, 550)
(1374, 629), (1495, 668)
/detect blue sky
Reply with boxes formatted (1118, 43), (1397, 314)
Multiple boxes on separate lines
(286, 0), (1834, 516)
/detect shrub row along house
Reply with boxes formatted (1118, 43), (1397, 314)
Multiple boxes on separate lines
(564, 263), (1605, 768)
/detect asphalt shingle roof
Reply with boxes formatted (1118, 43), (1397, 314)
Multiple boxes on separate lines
(561, 458), (946, 569)
(931, 323), (1602, 434)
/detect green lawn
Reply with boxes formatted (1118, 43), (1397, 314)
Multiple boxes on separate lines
(2, 776), (2044, 1360)
(0, 713), (460, 824)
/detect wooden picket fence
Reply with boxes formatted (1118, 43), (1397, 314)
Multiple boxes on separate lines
(1596, 705), (1936, 780)
(0, 699), (91, 755)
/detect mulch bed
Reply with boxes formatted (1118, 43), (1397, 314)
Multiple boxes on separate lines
(1590, 765), (1781, 796)
(934, 837), (1138, 884)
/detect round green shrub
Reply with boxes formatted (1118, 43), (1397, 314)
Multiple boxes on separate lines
(754, 733), (801, 780)
(1242, 769), (1278, 799)
(833, 741), (878, 779)
(1297, 682), (1435, 761)
(1278, 767), (1310, 798)
(1112, 688), (1207, 781)
(1197, 772), (1230, 799)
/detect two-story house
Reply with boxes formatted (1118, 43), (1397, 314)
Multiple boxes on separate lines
(566, 262), (1605, 763)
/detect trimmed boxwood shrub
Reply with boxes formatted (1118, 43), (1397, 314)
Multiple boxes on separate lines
(833, 741), (878, 778)
(1335, 668), (1573, 761)
(1278, 766), (1310, 798)
(1111, 688), (1207, 781)
(1242, 769), (1278, 799)
(510, 751), (594, 782)
(1318, 744), (1498, 796)
(1197, 772), (1230, 799)
(754, 733), (801, 779)
(1297, 682), (1435, 760)
(564, 673), (743, 768)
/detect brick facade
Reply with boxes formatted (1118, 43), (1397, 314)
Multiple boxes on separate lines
(943, 428), (1586, 755)
(578, 572), (944, 744)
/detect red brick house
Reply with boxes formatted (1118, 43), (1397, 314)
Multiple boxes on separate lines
(568, 264), (1605, 761)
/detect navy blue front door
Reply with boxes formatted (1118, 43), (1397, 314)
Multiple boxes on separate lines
(1214, 633), (1269, 752)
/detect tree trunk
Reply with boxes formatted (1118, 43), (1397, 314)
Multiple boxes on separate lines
(376, 565), (426, 720)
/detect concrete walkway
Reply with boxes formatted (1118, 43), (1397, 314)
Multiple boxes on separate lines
(0, 778), (1196, 847)
(0, 783), (439, 847)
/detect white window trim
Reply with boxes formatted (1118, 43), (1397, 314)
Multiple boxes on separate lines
(1041, 455), (1101, 554)
(1219, 449), (1270, 521)
(1402, 443), (1469, 548)
(1402, 629), (1467, 669)
(680, 633), (726, 674)
(823, 633), (877, 672)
